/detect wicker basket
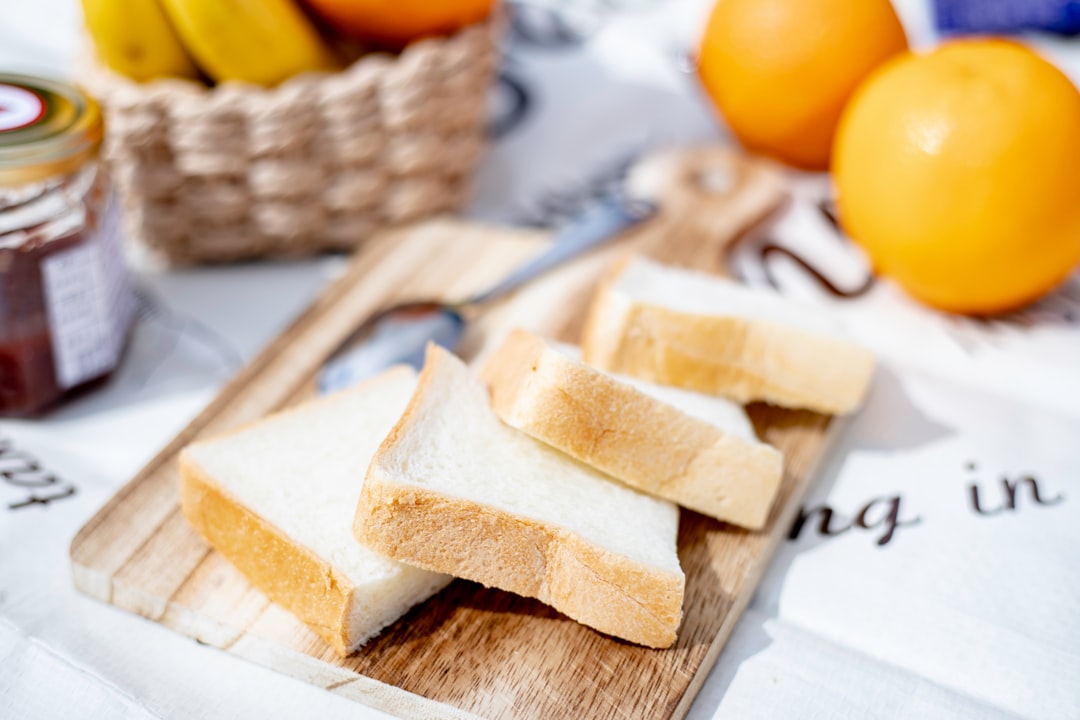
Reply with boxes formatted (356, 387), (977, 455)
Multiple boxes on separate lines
(81, 20), (500, 264)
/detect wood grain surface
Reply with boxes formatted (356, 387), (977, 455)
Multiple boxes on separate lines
(71, 149), (838, 719)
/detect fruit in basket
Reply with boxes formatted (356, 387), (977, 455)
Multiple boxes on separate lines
(697, 0), (908, 171)
(81, 0), (198, 81)
(833, 40), (1080, 315)
(301, 0), (496, 45)
(159, 0), (338, 86)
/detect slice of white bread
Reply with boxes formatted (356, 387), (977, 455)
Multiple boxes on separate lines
(481, 329), (784, 529)
(356, 345), (685, 648)
(179, 367), (452, 657)
(582, 255), (876, 415)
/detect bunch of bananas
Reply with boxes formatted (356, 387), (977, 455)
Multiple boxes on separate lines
(82, 0), (338, 86)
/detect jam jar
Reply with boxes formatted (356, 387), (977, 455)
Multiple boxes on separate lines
(0, 74), (135, 417)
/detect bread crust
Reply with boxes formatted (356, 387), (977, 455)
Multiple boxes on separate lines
(482, 329), (783, 529)
(356, 477), (683, 649)
(180, 452), (354, 657)
(581, 259), (875, 415)
(355, 345), (684, 649)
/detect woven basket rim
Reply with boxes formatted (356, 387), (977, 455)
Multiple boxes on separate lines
(81, 15), (499, 103)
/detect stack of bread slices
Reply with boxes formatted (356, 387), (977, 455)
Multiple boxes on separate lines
(179, 255), (875, 654)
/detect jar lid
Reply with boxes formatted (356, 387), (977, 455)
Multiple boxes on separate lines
(0, 74), (104, 187)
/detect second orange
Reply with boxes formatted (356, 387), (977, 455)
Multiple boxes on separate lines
(697, 0), (908, 171)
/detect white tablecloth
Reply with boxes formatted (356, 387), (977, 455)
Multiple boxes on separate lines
(3, 2), (1079, 718)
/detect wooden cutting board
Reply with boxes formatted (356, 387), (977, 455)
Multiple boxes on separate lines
(71, 149), (837, 720)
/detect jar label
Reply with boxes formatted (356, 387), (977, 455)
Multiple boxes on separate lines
(40, 197), (135, 389)
(0, 83), (46, 133)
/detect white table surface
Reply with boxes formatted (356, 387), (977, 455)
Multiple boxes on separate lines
(3, 2), (1080, 718)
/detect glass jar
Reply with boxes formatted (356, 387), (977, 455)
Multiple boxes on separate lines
(0, 74), (135, 417)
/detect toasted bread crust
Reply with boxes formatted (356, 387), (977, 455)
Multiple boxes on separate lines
(355, 345), (684, 649)
(180, 453), (354, 657)
(482, 329), (784, 529)
(356, 476), (683, 649)
(581, 261), (875, 415)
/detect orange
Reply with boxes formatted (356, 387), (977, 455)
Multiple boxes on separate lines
(303, 0), (497, 45)
(833, 40), (1080, 315)
(697, 0), (908, 171)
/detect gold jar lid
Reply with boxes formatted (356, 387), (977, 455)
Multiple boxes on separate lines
(0, 74), (104, 187)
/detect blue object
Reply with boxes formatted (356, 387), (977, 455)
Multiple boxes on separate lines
(934, 0), (1080, 36)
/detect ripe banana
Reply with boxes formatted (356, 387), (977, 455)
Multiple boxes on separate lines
(159, 0), (339, 86)
(82, 0), (199, 81)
